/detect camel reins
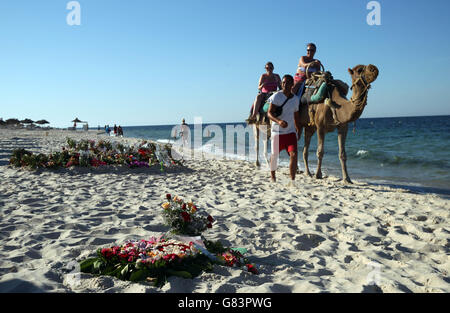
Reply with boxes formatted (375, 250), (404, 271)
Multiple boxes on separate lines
(350, 66), (371, 108)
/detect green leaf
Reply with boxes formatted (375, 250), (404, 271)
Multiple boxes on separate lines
(129, 269), (147, 282)
(167, 269), (192, 279)
(79, 258), (98, 273)
(120, 264), (130, 279)
(107, 264), (123, 277)
(93, 260), (103, 272)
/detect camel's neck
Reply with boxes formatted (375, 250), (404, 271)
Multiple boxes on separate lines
(332, 86), (367, 124)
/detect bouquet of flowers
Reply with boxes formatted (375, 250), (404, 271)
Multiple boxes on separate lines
(78, 193), (258, 287)
(79, 237), (214, 286)
(218, 250), (258, 274)
(161, 194), (214, 236)
(80, 236), (258, 287)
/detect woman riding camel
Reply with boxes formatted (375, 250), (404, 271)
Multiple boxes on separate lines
(247, 62), (281, 123)
(292, 43), (323, 96)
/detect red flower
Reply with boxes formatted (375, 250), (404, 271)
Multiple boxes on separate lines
(246, 264), (258, 274)
(101, 248), (114, 259)
(181, 211), (191, 222)
(182, 203), (187, 210)
(207, 223), (212, 228)
(207, 215), (214, 223)
(166, 194), (171, 200)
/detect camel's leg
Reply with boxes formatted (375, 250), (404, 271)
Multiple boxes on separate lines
(263, 136), (270, 167)
(338, 124), (352, 184)
(303, 128), (314, 177)
(254, 125), (260, 167)
(259, 124), (270, 167)
(315, 128), (325, 179)
(296, 127), (303, 173)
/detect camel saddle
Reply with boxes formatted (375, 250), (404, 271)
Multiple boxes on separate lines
(246, 91), (275, 125)
(300, 71), (349, 125)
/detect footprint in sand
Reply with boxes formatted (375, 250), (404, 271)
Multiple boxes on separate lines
(294, 234), (326, 251)
(315, 213), (336, 223)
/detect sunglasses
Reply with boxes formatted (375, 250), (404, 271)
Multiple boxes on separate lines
(307, 49), (315, 52)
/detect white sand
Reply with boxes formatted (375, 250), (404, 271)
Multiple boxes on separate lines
(0, 128), (448, 293)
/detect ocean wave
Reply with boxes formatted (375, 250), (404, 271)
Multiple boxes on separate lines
(356, 150), (369, 157)
(353, 149), (450, 169)
(156, 139), (172, 144)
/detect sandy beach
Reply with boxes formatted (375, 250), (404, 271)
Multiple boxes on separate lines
(0, 128), (448, 293)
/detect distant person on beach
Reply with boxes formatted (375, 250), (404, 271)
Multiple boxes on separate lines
(292, 43), (323, 96)
(180, 118), (189, 147)
(267, 74), (300, 183)
(247, 62), (281, 123)
(114, 124), (117, 135)
(118, 126), (123, 136)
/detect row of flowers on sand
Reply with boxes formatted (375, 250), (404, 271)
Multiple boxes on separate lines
(79, 194), (258, 287)
(9, 138), (184, 170)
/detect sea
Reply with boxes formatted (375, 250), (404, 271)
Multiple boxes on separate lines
(112, 115), (450, 196)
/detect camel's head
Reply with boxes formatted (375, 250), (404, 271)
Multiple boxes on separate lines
(348, 64), (379, 85)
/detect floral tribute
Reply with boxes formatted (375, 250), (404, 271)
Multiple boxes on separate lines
(9, 138), (183, 170)
(161, 194), (214, 236)
(79, 237), (214, 286)
(78, 194), (258, 287)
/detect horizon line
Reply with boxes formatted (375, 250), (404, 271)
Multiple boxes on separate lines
(117, 113), (450, 128)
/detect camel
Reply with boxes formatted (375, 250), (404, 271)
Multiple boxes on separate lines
(249, 64), (379, 183)
(252, 120), (270, 168)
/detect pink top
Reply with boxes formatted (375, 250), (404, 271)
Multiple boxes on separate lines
(261, 75), (278, 93)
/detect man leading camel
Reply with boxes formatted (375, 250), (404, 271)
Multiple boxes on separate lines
(267, 75), (301, 183)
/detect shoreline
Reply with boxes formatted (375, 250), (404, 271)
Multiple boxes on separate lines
(0, 128), (449, 293)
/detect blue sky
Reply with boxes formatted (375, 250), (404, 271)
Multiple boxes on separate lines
(0, 0), (449, 128)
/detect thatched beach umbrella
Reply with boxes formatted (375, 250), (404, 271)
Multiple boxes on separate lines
(35, 119), (50, 125)
(72, 118), (84, 123)
(20, 118), (35, 124)
(6, 118), (21, 125)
